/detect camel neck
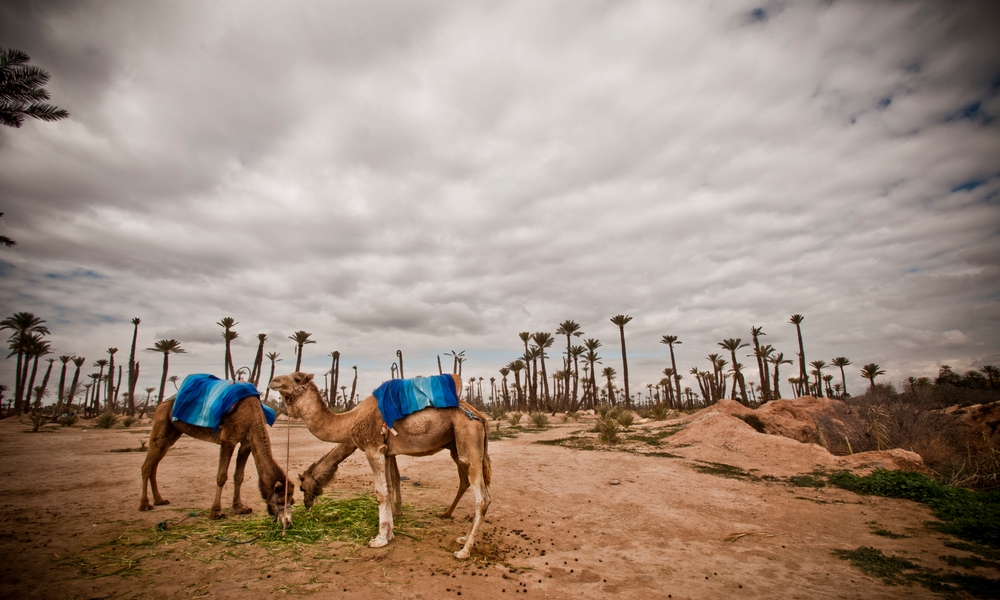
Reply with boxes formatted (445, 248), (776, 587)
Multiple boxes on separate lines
(289, 384), (356, 444)
(249, 415), (286, 488)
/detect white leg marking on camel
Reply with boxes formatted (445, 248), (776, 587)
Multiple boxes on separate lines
(365, 448), (394, 548)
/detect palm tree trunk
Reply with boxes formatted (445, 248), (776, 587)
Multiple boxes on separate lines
(795, 324), (807, 392)
(839, 366), (848, 399)
(25, 354), (41, 414)
(13, 351), (24, 416)
(618, 328), (630, 408)
(127, 321), (140, 416)
(55, 361), (68, 417)
(669, 344), (681, 404)
(68, 363), (82, 411)
(35, 360), (54, 410)
(158, 354), (170, 405)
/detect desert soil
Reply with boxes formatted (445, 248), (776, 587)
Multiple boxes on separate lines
(0, 407), (977, 599)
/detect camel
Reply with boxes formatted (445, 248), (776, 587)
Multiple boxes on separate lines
(299, 399), (489, 519)
(269, 372), (491, 559)
(139, 395), (293, 528)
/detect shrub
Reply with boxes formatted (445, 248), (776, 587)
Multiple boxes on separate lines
(529, 412), (549, 428)
(560, 414), (569, 423)
(738, 413), (767, 434)
(649, 404), (669, 420)
(58, 413), (78, 427)
(490, 405), (507, 420)
(94, 412), (119, 429)
(567, 411), (580, 421)
(122, 416), (137, 428)
(616, 411), (635, 429)
(595, 417), (620, 444)
(29, 412), (47, 432)
(507, 412), (522, 427)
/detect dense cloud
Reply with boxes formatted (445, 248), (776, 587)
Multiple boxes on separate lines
(1, 0), (999, 399)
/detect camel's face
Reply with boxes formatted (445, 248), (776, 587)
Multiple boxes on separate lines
(268, 372), (314, 396)
(267, 480), (294, 530)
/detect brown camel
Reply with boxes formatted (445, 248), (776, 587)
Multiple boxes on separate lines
(270, 372), (491, 559)
(139, 395), (293, 528)
(300, 398), (490, 519)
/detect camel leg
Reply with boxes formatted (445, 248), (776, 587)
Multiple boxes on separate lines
(439, 446), (470, 519)
(387, 455), (403, 517)
(211, 442), (237, 520)
(230, 443), (253, 515)
(454, 430), (491, 560)
(140, 417), (181, 511)
(364, 447), (395, 548)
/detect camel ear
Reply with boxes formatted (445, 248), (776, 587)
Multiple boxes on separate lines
(305, 373), (314, 383)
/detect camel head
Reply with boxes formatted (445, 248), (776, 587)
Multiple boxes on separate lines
(269, 372), (315, 416)
(299, 469), (328, 509)
(265, 479), (294, 530)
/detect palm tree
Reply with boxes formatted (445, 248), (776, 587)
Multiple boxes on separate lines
(860, 363), (885, 389)
(106, 348), (119, 410)
(168, 375), (180, 390)
(0, 48), (69, 128)
(147, 340), (185, 406)
(769, 353), (792, 398)
(217, 317), (238, 378)
(33, 357), (55, 410)
(749, 327), (770, 402)
(92, 359), (108, 413)
(288, 330), (316, 372)
(831, 357), (851, 399)
(396, 349), (404, 379)
(809, 360), (827, 398)
(531, 332), (555, 403)
(718, 338), (749, 404)
(523, 346), (541, 410)
(447, 350), (466, 376)
(823, 374), (834, 398)
(569, 344), (585, 411)
(556, 320), (583, 406)
(659, 335), (683, 404)
(582, 339), (602, 409)
(250, 333), (267, 385)
(68, 356), (85, 410)
(498, 367), (511, 408)
(19, 333), (50, 414)
(601, 366), (617, 405)
(139, 387), (156, 416)
(349, 366), (358, 408)
(517, 333), (533, 404)
(263, 352), (281, 403)
(53, 355), (71, 417)
(789, 314), (807, 391)
(1, 312), (49, 414)
(978, 365), (999, 390)
(507, 360), (526, 411)
(328, 351), (340, 407)
(610, 315), (633, 407)
(127, 318), (141, 416)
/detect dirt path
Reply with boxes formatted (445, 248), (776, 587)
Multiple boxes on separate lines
(0, 413), (974, 599)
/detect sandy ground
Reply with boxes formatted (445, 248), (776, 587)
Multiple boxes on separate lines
(0, 409), (979, 599)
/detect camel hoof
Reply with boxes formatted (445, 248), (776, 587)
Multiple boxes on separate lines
(456, 536), (467, 544)
(154, 499), (170, 506)
(210, 512), (226, 521)
(437, 512), (454, 520)
(231, 505), (252, 515)
(368, 537), (390, 548)
(139, 503), (152, 512)
(454, 549), (471, 560)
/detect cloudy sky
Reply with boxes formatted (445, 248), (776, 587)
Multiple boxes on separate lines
(2, 0), (999, 402)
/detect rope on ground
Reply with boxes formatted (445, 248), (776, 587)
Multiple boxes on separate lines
(214, 535), (262, 544)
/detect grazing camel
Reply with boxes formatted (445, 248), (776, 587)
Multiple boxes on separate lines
(270, 372), (491, 559)
(139, 396), (293, 528)
(299, 398), (490, 520)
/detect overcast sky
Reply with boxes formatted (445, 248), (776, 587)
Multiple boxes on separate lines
(2, 0), (999, 402)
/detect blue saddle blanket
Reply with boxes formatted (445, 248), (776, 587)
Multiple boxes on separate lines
(373, 375), (459, 429)
(172, 374), (276, 430)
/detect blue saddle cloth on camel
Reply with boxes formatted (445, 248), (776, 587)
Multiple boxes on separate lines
(372, 374), (459, 429)
(172, 374), (276, 430)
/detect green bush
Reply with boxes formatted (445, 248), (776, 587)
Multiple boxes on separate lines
(490, 405), (507, 420)
(529, 412), (549, 428)
(507, 412), (522, 427)
(122, 416), (137, 428)
(567, 411), (580, 421)
(830, 470), (1000, 548)
(94, 412), (119, 429)
(58, 413), (78, 427)
(616, 411), (635, 429)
